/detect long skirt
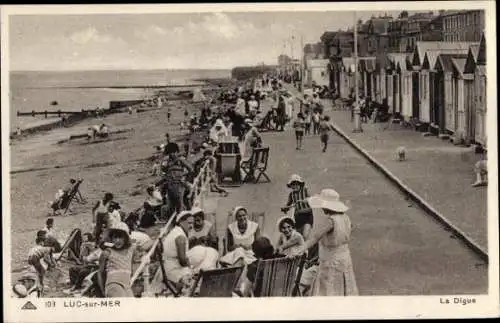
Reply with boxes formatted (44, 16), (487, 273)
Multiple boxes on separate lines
(311, 247), (358, 296)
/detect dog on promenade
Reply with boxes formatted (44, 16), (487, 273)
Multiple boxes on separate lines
(396, 146), (406, 161)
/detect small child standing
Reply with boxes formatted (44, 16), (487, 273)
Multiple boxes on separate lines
(28, 236), (57, 294)
(319, 115), (335, 153)
(292, 113), (306, 150)
(98, 222), (136, 297)
(281, 174), (313, 240)
(167, 107), (172, 123)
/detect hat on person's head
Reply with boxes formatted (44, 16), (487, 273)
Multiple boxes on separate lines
(277, 216), (295, 229)
(176, 210), (193, 224)
(191, 206), (205, 218)
(286, 174), (305, 188)
(107, 221), (131, 244)
(232, 206), (247, 218)
(307, 189), (349, 213)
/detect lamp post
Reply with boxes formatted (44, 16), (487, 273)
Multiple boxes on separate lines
(352, 11), (363, 133)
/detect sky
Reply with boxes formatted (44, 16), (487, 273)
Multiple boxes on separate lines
(9, 10), (406, 71)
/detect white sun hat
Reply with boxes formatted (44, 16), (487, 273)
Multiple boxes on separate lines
(307, 189), (349, 213)
(286, 174), (305, 187)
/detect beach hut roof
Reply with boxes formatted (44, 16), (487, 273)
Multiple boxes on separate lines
(477, 33), (486, 65)
(464, 44), (481, 74)
(434, 53), (467, 72)
(342, 57), (356, 72)
(359, 57), (376, 72)
(387, 53), (410, 72)
(451, 58), (467, 78)
(411, 41), (478, 67)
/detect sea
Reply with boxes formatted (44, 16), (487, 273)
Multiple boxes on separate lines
(9, 69), (231, 130)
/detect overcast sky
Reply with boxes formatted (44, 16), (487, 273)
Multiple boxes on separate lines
(8, 10), (427, 70)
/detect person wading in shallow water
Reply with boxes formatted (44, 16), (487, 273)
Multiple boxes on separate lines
(158, 142), (193, 220)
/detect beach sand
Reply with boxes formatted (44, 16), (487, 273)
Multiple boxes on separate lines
(9, 102), (196, 277)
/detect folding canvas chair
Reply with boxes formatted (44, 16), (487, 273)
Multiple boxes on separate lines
(54, 228), (83, 264)
(241, 147), (270, 183)
(52, 179), (84, 216)
(189, 266), (244, 297)
(222, 211), (265, 255)
(252, 254), (305, 297)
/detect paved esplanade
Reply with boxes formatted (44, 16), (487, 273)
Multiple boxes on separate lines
(213, 89), (487, 295)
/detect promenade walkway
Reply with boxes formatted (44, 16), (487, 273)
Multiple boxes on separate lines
(212, 92), (486, 295)
(285, 85), (489, 251)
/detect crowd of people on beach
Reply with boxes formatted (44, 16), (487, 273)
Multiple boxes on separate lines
(13, 74), (359, 299)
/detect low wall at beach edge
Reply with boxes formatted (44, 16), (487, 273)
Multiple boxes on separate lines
(10, 100), (144, 140)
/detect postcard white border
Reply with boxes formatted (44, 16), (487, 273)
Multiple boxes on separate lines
(2, 1), (498, 322)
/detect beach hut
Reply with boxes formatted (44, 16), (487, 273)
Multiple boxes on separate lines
(388, 53), (411, 117)
(463, 34), (487, 147)
(339, 57), (356, 99)
(374, 53), (392, 105)
(359, 57), (376, 101)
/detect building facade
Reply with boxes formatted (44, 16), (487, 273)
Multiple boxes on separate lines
(442, 10), (485, 42)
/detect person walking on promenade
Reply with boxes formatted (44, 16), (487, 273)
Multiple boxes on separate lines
(299, 189), (358, 296)
(318, 115), (335, 153)
(292, 113), (306, 150)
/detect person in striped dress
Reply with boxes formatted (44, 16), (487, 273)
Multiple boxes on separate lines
(280, 174), (318, 262)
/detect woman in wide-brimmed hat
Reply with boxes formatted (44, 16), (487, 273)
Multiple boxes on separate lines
(298, 188), (358, 296)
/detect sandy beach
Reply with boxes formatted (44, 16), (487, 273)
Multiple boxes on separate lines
(9, 100), (200, 273)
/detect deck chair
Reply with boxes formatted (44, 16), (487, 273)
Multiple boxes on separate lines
(189, 266), (244, 297)
(154, 238), (183, 297)
(241, 147), (270, 183)
(222, 211), (265, 255)
(54, 228), (83, 264)
(252, 254), (305, 297)
(52, 179), (84, 216)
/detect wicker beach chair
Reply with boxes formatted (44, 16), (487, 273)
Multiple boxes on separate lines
(251, 254), (305, 297)
(189, 266), (244, 297)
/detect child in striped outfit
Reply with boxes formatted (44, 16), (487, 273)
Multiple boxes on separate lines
(28, 236), (57, 294)
(281, 174), (313, 239)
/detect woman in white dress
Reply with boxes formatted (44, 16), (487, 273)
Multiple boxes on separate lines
(298, 189), (358, 296)
(220, 206), (260, 266)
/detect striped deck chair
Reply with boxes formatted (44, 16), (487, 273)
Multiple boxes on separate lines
(222, 211), (265, 255)
(54, 228), (83, 264)
(189, 266), (244, 297)
(252, 254), (305, 297)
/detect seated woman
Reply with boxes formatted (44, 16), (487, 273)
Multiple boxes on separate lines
(275, 216), (305, 257)
(188, 207), (218, 250)
(219, 206), (260, 266)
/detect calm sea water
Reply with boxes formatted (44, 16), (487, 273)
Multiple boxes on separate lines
(9, 69), (231, 129)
